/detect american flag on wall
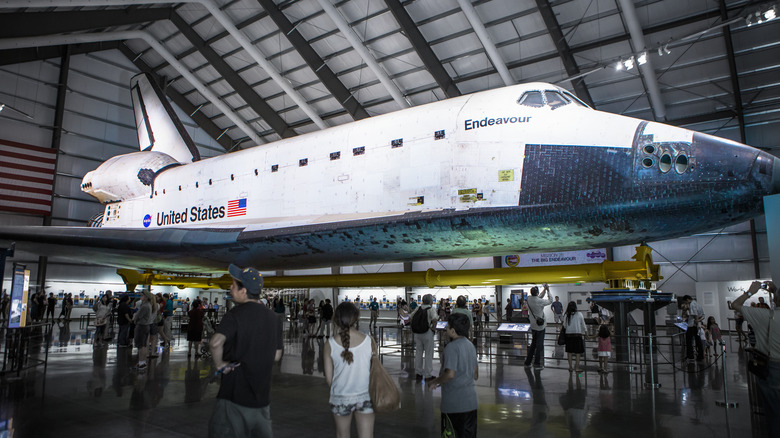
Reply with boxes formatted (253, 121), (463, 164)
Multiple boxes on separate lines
(0, 139), (56, 216)
(227, 198), (247, 217)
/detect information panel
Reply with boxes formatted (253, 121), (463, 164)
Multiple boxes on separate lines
(497, 323), (530, 332)
(8, 264), (30, 329)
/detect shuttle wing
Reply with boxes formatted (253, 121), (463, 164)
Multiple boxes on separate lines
(0, 205), (636, 273)
(0, 225), (243, 273)
(0, 207), (558, 273)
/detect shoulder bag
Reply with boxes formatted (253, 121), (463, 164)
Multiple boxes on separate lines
(528, 299), (544, 326)
(557, 326), (567, 345)
(369, 337), (400, 413)
(746, 309), (773, 380)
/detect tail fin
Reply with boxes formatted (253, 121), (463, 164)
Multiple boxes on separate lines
(130, 73), (200, 163)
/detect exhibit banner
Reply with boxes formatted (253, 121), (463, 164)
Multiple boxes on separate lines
(503, 249), (607, 267)
(509, 290), (524, 309)
(8, 264), (30, 329)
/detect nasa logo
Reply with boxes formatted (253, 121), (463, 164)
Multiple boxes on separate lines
(587, 251), (606, 259)
(143, 214), (152, 228)
(505, 255), (520, 267)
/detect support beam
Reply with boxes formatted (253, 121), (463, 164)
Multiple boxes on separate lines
(0, 31), (263, 145)
(617, 0), (666, 120)
(404, 261), (413, 303)
(37, 45), (72, 292)
(257, 0), (370, 121)
(719, 0), (758, 279)
(493, 256), (503, 321)
(570, 9), (722, 55)
(384, 0), (461, 98)
(456, 0), (514, 86)
(3, 0), (327, 130)
(718, 0), (746, 142)
(117, 44), (236, 152)
(0, 42), (117, 67)
(666, 109), (736, 128)
(0, 8), (172, 39)
(170, 12), (296, 139)
(535, 0), (594, 107)
(316, 0), (410, 109)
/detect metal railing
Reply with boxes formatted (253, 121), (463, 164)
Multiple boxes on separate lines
(375, 323), (688, 372)
(1, 322), (52, 377)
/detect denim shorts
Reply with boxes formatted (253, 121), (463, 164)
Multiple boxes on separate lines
(330, 400), (373, 416)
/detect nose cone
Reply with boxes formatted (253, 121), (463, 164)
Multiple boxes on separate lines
(690, 133), (777, 198)
(750, 150), (780, 197)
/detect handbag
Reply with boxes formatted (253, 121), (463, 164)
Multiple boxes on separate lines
(369, 337), (400, 413)
(557, 327), (567, 345)
(746, 309), (773, 380)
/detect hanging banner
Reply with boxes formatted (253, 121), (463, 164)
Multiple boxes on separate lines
(503, 249), (607, 267)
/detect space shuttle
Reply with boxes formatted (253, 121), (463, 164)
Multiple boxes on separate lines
(2, 73), (778, 275)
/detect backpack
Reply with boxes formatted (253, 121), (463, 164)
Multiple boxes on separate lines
(411, 307), (430, 334)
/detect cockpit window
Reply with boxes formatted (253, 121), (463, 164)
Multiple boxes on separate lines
(518, 91), (545, 108)
(561, 90), (588, 107)
(545, 91), (570, 109)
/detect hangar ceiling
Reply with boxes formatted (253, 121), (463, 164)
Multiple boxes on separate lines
(1, 0), (779, 152)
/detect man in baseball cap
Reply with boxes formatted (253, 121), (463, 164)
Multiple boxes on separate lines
(228, 264), (264, 297)
(210, 264), (283, 437)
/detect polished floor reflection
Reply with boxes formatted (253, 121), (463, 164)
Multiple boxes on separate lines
(0, 320), (770, 437)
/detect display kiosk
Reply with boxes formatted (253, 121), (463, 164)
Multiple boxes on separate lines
(496, 322), (531, 345)
(588, 289), (675, 363)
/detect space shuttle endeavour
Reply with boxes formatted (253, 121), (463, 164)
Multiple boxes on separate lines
(2, 73), (778, 274)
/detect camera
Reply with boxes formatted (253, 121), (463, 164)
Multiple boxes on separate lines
(761, 282), (769, 290)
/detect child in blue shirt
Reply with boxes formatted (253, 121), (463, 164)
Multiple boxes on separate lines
(429, 312), (479, 438)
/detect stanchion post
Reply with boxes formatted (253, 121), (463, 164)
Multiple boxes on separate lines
(644, 333), (661, 389)
(716, 340), (738, 408)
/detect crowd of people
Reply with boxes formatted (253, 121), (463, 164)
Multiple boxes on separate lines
(22, 271), (777, 438)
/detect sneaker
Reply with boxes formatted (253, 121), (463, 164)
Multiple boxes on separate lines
(534, 366), (544, 371)
(524, 363), (532, 368)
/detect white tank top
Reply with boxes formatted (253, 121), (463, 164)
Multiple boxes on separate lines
(329, 334), (372, 405)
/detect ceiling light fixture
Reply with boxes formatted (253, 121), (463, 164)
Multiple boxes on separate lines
(623, 57), (635, 70)
(637, 52), (648, 65)
(747, 5), (778, 26)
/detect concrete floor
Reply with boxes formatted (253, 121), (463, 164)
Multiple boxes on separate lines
(0, 320), (771, 437)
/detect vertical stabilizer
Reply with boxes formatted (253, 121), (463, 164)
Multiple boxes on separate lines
(130, 73), (201, 163)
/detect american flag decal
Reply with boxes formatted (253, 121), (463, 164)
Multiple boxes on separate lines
(0, 139), (56, 216)
(227, 198), (247, 217)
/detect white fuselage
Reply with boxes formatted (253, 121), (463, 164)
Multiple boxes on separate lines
(97, 82), (645, 230)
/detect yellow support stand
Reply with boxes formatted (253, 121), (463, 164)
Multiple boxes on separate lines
(117, 245), (660, 291)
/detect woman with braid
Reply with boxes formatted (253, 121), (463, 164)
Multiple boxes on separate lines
(324, 302), (375, 438)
